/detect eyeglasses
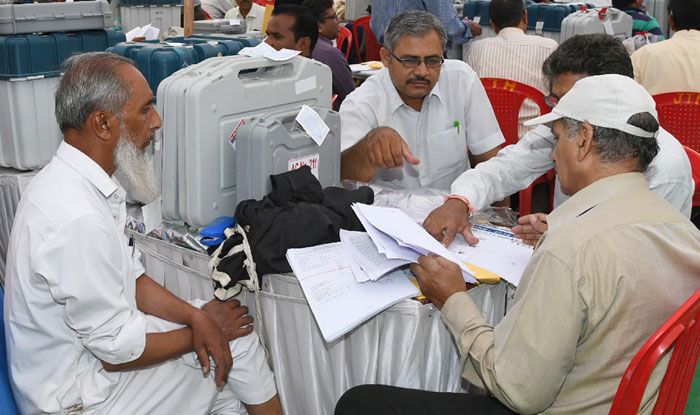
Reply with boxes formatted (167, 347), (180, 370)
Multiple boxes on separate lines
(544, 94), (559, 108)
(318, 12), (338, 22)
(387, 50), (444, 69)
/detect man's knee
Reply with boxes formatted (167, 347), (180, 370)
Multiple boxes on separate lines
(335, 384), (383, 415)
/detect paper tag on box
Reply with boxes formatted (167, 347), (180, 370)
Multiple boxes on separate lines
(295, 105), (330, 146)
(603, 20), (614, 35)
(142, 196), (162, 234)
(473, 16), (481, 24)
(288, 153), (320, 178)
(535, 21), (544, 35)
(229, 19), (241, 25)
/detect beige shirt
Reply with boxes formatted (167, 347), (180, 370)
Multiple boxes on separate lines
(631, 30), (700, 95)
(224, 2), (266, 32)
(465, 27), (558, 138)
(441, 173), (700, 414)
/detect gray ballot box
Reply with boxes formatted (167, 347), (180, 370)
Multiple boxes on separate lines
(235, 107), (341, 203)
(194, 18), (247, 35)
(155, 55), (332, 227)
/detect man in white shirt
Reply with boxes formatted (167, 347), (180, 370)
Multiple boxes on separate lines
(340, 10), (504, 191)
(465, 0), (558, 138)
(423, 34), (693, 246)
(4, 52), (282, 415)
(631, 0), (700, 95)
(201, 0), (233, 19)
(224, 0), (266, 32)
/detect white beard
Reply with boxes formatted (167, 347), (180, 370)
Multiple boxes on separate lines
(113, 127), (160, 205)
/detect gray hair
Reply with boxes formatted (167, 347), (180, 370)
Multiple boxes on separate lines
(561, 112), (660, 171)
(383, 10), (448, 52)
(55, 52), (135, 133)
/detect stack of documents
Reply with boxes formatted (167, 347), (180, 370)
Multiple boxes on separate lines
(351, 203), (478, 284)
(286, 243), (419, 342)
(285, 204), (534, 342)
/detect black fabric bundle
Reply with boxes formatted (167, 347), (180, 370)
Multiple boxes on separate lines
(234, 166), (374, 275)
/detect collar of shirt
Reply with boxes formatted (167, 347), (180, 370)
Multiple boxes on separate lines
(56, 141), (119, 199)
(379, 69), (445, 114)
(497, 27), (527, 40)
(671, 29), (700, 42)
(318, 34), (333, 46)
(246, 4), (260, 18)
(547, 172), (648, 231)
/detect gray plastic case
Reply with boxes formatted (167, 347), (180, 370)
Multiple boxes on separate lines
(235, 107), (341, 203)
(0, 1), (112, 35)
(560, 7), (632, 43)
(194, 19), (247, 34)
(155, 55), (332, 227)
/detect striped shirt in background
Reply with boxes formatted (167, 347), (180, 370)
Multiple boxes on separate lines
(622, 7), (666, 39)
(465, 27), (557, 138)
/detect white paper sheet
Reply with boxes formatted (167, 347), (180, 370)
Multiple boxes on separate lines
(295, 105), (330, 146)
(142, 196), (162, 234)
(448, 224), (533, 287)
(239, 42), (300, 61)
(352, 204), (477, 283)
(340, 230), (410, 282)
(286, 243), (419, 342)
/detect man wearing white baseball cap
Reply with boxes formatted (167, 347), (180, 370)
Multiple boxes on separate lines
(336, 73), (700, 414)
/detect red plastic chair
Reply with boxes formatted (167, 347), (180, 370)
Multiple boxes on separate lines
(683, 146), (700, 207)
(336, 25), (353, 61)
(352, 15), (381, 63)
(653, 92), (700, 153)
(480, 77), (555, 216)
(609, 289), (700, 415)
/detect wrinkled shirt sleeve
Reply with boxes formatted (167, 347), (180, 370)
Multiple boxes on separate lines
(441, 251), (585, 413)
(35, 214), (147, 365)
(451, 125), (555, 209)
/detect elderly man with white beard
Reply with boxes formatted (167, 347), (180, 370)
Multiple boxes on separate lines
(3, 52), (282, 415)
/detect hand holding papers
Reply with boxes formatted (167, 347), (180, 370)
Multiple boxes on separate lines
(351, 203), (478, 284)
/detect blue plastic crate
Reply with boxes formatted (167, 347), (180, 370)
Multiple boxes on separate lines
(0, 29), (125, 79)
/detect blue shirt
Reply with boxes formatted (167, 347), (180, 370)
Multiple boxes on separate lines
(370, 0), (473, 46)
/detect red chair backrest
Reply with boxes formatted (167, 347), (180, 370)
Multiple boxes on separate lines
(683, 145), (700, 207)
(480, 78), (551, 146)
(653, 92), (700, 153)
(609, 289), (700, 415)
(352, 15), (381, 63)
(336, 25), (352, 61)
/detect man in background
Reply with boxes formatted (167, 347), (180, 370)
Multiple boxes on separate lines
(265, 4), (318, 58)
(304, 0), (355, 109)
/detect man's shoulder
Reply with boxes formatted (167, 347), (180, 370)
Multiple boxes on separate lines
(542, 189), (691, 259)
(632, 38), (671, 60)
(22, 159), (105, 229)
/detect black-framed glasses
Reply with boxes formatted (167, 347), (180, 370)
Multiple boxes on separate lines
(544, 94), (559, 108)
(386, 50), (444, 69)
(318, 12), (338, 22)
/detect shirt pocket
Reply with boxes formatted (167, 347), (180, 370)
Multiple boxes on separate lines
(420, 126), (468, 187)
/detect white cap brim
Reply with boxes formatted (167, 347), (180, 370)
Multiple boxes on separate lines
(523, 111), (563, 127)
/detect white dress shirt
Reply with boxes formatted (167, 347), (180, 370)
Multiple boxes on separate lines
(4, 142), (148, 414)
(451, 124), (694, 217)
(224, 2), (266, 32)
(201, 0), (234, 19)
(465, 27), (558, 138)
(339, 59), (504, 190)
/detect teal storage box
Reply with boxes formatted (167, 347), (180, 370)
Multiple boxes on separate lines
(134, 45), (198, 94)
(0, 29), (125, 79)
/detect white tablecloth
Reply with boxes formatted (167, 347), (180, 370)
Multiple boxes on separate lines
(131, 231), (514, 415)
